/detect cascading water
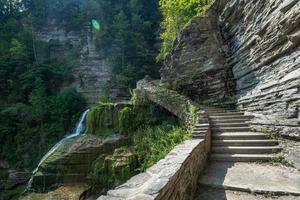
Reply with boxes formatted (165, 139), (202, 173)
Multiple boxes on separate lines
(25, 109), (90, 192)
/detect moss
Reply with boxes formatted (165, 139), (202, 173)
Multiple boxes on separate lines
(91, 147), (137, 189)
(86, 103), (129, 136)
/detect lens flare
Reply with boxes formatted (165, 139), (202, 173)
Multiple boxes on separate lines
(91, 19), (100, 30)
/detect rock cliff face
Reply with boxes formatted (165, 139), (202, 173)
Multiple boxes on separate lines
(34, 0), (132, 105)
(162, 0), (300, 138)
(219, 0), (300, 138)
(160, 6), (235, 103)
(35, 23), (113, 106)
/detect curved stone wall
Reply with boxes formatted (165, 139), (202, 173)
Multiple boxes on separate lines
(97, 80), (211, 200)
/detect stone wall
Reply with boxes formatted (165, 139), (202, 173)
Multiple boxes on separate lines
(219, 0), (300, 138)
(97, 126), (211, 200)
(135, 78), (198, 126)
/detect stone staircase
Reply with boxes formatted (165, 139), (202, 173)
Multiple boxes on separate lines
(193, 107), (282, 162)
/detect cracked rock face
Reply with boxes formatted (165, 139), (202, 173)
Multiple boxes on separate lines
(219, 0), (300, 138)
(161, 0), (300, 138)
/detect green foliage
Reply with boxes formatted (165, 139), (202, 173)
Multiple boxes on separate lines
(87, 101), (176, 137)
(269, 156), (294, 167)
(118, 107), (136, 134)
(133, 123), (189, 172)
(157, 0), (213, 61)
(89, 102), (189, 184)
(0, 2), (85, 171)
(25, 0), (161, 88)
(187, 104), (198, 133)
(93, 0), (161, 88)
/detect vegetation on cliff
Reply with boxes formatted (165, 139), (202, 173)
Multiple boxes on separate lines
(0, 1), (85, 170)
(0, 0), (161, 171)
(157, 0), (213, 61)
(93, 0), (162, 88)
(26, 0), (161, 89)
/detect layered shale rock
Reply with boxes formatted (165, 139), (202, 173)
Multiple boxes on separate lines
(219, 0), (300, 138)
(162, 0), (300, 138)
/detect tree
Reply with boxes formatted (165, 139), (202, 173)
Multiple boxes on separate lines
(157, 0), (213, 61)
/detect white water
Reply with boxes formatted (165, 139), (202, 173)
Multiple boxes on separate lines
(26, 109), (90, 191)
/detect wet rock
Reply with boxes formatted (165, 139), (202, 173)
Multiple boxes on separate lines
(30, 134), (130, 192)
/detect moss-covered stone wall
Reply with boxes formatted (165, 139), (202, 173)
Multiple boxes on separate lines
(135, 78), (199, 132)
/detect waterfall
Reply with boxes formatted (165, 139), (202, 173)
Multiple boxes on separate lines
(25, 109), (90, 192)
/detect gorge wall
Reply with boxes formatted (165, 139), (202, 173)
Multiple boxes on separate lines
(220, 0), (300, 138)
(36, 24), (114, 106)
(161, 0), (300, 138)
(34, 0), (129, 106)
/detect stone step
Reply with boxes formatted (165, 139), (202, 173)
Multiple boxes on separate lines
(209, 115), (253, 120)
(212, 127), (251, 132)
(193, 128), (208, 133)
(192, 134), (206, 139)
(211, 123), (249, 128)
(210, 154), (276, 162)
(193, 130), (207, 135)
(212, 146), (282, 154)
(195, 123), (210, 127)
(211, 119), (250, 124)
(203, 108), (235, 111)
(208, 112), (244, 116)
(205, 109), (237, 113)
(194, 127), (208, 131)
(212, 132), (267, 140)
(213, 140), (279, 146)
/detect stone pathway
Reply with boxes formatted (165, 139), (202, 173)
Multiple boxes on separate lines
(195, 107), (300, 199)
(195, 187), (300, 200)
(280, 139), (300, 170)
(198, 162), (300, 196)
(201, 107), (282, 162)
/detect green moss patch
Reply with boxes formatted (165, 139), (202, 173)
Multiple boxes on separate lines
(91, 147), (137, 189)
(86, 103), (129, 136)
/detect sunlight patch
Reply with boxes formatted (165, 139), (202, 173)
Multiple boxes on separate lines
(91, 19), (100, 30)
